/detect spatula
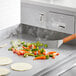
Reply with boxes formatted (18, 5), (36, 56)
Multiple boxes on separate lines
(41, 34), (76, 48)
(58, 34), (76, 48)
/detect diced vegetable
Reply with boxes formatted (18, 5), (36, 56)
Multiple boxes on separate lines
(24, 53), (34, 57)
(23, 44), (27, 47)
(40, 43), (44, 46)
(12, 48), (16, 53)
(52, 56), (55, 59)
(22, 46), (30, 50)
(56, 53), (59, 56)
(35, 55), (39, 57)
(49, 54), (53, 57)
(52, 53), (58, 59)
(8, 47), (13, 51)
(33, 55), (49, 60)
(34, 51), (37, 55)
(32, 45), (36, 49)
(16, 50), (21, 56)
(9, 40), (59, 60)
(31, 48), (38, 51)
(11, 40), (18, 49)
(24, 54), (28, 57)
(38, 50), (41, 55)
(43, 52), (46, 55)
(16, 40), (22, 46)
(46, 55), (49, 59)
(44, 44), (48, 48)
(33, 56), (46, 60)
(26, 42), (31, 46)
(36, 47), (39, 50)
(28, 45), (32, 48)
(40, 48), (44, 53)
(47, 51), (56, 55)
(21, 41), (25, 45)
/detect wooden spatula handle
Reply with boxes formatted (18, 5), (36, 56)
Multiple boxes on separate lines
(63, 34), (76, 43)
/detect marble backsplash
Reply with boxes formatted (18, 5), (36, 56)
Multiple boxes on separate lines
(20, 24), (70, 40)
(0, 24), (75, 45)
(19, 24), (76, 45)
(0, 24), (18, 42)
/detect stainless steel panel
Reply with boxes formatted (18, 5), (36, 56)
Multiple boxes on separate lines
(0, 25), (76, 76)
(47, 12), (74, 34)
(21, 3), (47, 29)
(41, 54), (76, 76)
(59, 65), (76, 76)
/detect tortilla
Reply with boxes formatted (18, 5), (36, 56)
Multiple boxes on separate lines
(11, 63), (32, 71)
(0, 44), (7, 48)
(0, 57), (12, 65)
(0, 68), (10, 75)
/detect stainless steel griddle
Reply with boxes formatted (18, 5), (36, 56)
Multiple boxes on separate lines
(0, 25), (76, 76)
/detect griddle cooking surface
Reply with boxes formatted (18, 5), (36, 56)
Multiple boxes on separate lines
(0, 34), (75, 76)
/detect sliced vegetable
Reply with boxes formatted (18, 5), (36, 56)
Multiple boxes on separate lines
(47, 51), (56, 55)
(16, 40), (22, 46)
(8, 47), (13, 51)
(52, 53), (58, 59)
(11, 48), (16, 53)
(35, 55), (39, 57)
(46, 55), (49, 59)
(56, 53), (59, 56)
(21, 41), (25, 45)
(9, 40), (59, 60)
(24, 53), (34, 57)
(19, 50), (26, 55)
(16, 50), (21, 56)
(34, 51), (37, 55)
(40, 43), (44, 47)
(32, 45), (36, 49)
(35, 41), (40, 47)
(31, 48), (38, 51)
(28, 45), (32, 48)
(38, 50), (41, 55)
(11, 40), (18, 49)
(40, 48), (44, 53)
(49, 54), (53, 57)
(33, 55), (49, 60)
(36, 47), (39, 50)
(23, 44), (27, 47)
(52, 56), (55, 59)
(44, 44), (48, 48)
(43, 52), (46, 55)
(40, 48), (46, 55)
(22, 46), (30, 50)
(33, 56), (46, 60)
(26, 42), (31, 46)
(43, 48), (46, 55)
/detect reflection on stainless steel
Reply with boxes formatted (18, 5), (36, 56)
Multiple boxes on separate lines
(58, 64), (76, 76)
(0, 24), (76, 76)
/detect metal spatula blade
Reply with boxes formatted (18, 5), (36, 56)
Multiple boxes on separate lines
(41, 34), (76, 48)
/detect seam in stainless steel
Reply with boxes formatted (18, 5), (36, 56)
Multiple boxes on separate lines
(49, 11), (75, 17)
(33, 52), (76, 76)
(58, 64), (76, 76)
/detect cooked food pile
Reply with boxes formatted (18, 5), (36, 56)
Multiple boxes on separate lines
(8, 40), (59, 60)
